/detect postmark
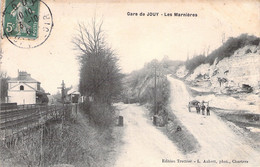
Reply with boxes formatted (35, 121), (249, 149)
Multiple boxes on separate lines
(2, 0), (53, 48)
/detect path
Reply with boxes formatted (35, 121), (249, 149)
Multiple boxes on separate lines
(168, 76), (260, 167)
(114, 103), (184, 167)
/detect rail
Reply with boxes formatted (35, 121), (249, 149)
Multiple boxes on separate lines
(0, 104), (72, 143)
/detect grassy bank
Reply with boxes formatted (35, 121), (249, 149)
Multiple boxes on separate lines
(156, 105), (201, 154)
(0, 106), (121, 167)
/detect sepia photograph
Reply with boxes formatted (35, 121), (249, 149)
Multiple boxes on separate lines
(0, 0), (259, 166)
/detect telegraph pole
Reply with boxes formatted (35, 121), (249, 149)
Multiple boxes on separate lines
(151, 60), (159, 126)
(151, 59), (159, 116)
(154, 65), (157, 115)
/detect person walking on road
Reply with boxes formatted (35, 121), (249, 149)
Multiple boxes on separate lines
(201, 101), (205, 115)
(206, 103), (210, 116)
(196, 103), (200, 114)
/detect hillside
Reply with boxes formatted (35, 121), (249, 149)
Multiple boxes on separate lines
(184, 45), (259, 93)
(174, 35), (260, 95)
(123, 60), (169, 105)
(170, 35), (260, 152)
(123, 58), (183, 104)
(121, 34), (260, 158)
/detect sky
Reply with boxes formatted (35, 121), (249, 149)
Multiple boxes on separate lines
(1, 0), (259, 94)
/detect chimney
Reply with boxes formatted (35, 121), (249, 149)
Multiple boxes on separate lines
(18, 70), (28, 80)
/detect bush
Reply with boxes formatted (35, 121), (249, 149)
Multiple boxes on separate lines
(80, 101), (92, 116)
(185, 55), (206, 72)
(89, 102), (115, 128)
(80, 101), (115, 128)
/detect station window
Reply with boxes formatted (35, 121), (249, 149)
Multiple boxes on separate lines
(20, 85), (24, 90)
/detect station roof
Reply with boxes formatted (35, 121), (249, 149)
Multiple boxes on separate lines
(8, 71), (40, 83)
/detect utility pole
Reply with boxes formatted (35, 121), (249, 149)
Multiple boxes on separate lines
(154, 65), (157, 115)
(151, 59), (159, 116)
(151, 59), (159, 126)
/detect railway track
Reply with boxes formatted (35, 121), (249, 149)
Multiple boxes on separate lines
(0, 104), (70, 141)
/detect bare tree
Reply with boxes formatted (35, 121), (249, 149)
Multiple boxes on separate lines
(222, 32), (226, 44)
(0, 71), (9, 103)
(73, 19), (123, 104)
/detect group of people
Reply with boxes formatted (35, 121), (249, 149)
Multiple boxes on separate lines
(189, 101), (210, 116)
(195, 101), (210, 116)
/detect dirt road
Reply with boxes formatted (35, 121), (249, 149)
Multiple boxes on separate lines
(113, 78), (259, 167)
(114, 103), (184, 167)
(168, 77), (260, 167)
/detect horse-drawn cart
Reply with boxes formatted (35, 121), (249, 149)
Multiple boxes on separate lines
(188, 100), (200, 112)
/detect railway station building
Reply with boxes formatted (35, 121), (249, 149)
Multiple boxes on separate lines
(7, 71), (47, 105)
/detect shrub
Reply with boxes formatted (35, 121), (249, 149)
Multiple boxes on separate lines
(80, 101), (115, 128)
(88, 102), (115, 128)
(80, 100), (92, 116)
(185, 55), (206, 72)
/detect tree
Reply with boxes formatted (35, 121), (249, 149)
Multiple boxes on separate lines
(37, 87), (49, 104)
(0, 72), (9, 103)
(0, 49), (8, 103)
(185, 54), (206, 72)
(73, 19), (123, 104)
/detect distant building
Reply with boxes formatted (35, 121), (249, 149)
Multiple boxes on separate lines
(7, 71), (47, 105)
(67, 89), (80, 103)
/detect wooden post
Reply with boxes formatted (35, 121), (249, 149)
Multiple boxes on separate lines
(118, 116), (123, 126)
(63, 104), (65, 120)
(153, 115), (157, 126)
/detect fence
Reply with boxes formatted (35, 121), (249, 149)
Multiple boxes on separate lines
(0, 104), (72, 147)
(0, 103), (18, 110)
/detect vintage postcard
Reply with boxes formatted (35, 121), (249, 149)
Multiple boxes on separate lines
(0, 0), (259, 167)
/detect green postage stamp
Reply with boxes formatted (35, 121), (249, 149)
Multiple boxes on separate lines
(3, 0), (40, 39)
